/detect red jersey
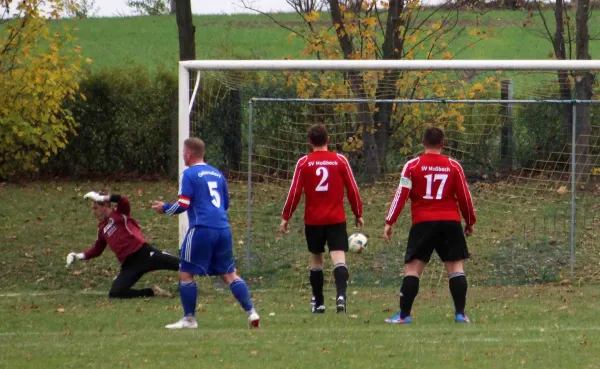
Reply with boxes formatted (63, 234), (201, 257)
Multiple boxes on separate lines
(282, 151), (362, 226)
(84, 196), (147, 264)
(385, 153), (476, 226)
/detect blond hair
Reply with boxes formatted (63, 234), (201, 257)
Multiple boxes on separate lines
(184, 138), (205, 159)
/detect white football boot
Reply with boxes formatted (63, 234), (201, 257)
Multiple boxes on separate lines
(165, 316), (198, 329)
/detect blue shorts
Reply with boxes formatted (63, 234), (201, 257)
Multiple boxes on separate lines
(179, 226), (236, 276)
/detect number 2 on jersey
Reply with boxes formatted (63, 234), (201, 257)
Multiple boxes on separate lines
(207, 181), (221, 208)
(423, 174), (448, 200)
(315, 167), (329, 192)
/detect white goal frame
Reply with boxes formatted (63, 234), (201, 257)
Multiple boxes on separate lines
(178, 59), (600, 275)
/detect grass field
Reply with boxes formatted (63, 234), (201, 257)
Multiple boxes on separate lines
(1, 179), (600, 367)
(2, 286), (600, 368)
(42, 10), (600, 72)
(3, 179), (597, 291)
(3, 6), (600, 368)
(3, 178), (600, 289)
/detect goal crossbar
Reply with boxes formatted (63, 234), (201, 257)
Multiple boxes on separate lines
(180, 59), (600, 71)
(251, 98), (600, 104)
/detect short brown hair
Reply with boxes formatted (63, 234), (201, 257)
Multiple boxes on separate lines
(307, 124), (328, 146)
(422, 127), (445, 148)
(184, 138), (205, 158)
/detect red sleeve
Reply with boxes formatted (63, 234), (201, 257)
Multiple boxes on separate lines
(450, 160), (476, 226)
(83, 228), (107, 260)
(337, 154), (362, 218)
(116, 196), (131, 216)
(385, 160), (415, 226)
(177, 195), (191, 209)
(282, 156), (307, 221)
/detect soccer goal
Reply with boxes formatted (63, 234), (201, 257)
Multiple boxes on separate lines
(179, 60), (600, 288)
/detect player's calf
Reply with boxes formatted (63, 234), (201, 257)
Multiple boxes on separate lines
(332, 263), (349, 313)
(399, 275), (420, 318)
(448, 271), (469, 323)
(309, 268), (324, 310)
(227, 276), (261, 327)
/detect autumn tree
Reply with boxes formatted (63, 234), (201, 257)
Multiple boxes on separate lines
(64, 0), (98, 18)
(243, 0), (496, 181)
(532, 0), (597, 181)
(0, 0), (85, 178)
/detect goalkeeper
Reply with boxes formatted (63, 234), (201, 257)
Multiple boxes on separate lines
(66, 192), (179, 298)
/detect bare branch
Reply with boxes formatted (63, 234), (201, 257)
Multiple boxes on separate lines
(239, 0), (309, 42)
(373, 2), (386, 39)
(564, 0), (573, 59)
(406, 0), (450, 36)
(404, 2), (460, 57)
(286, 0), (326, 12)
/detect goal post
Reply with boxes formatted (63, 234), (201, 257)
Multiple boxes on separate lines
(179, 60), (600, 286)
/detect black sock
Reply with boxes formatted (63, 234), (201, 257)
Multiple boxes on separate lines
(400, 276), (420, 319)
(310, 269), (324, 306)
(449, 272), (468, 315)
(333, 263), (349, 298)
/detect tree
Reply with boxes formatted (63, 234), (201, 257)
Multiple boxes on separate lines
(171, 0), (195, 178)
(0, 0), (85, 178)
(175, 0), (195, 60)
(64, 0), (98, 18)
(126, 0), (169, 16)
(243, 0), (496, 181)
(533, 0), (596, 181)
(573, 0), (594, 181)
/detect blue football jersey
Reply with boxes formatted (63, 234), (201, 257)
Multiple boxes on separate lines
(179, 163), (230, 229)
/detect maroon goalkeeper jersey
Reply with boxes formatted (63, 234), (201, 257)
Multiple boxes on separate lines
(385, 153), (476, 226)
(83, 196), (147, 264)
(282, 151), (362, 226)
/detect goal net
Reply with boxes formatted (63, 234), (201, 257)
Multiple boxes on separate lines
(180, 60), (600, 289)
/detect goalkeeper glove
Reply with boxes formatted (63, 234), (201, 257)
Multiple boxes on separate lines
(83, 191), (106, 202)
(66, 252), (85, 267)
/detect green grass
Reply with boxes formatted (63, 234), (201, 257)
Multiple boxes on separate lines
(37, 10), (600, 72)
(2, 286), (600, 368)
(1, 179), (599, 291)
(1, 180), (600, 367)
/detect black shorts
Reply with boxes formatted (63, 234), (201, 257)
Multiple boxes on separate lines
(405, 221), (469, 263)
(304, 222), (348, 254)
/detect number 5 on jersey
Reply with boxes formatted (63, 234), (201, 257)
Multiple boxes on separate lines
(208, 181), (221, 207)
(423, 174), (448, 200)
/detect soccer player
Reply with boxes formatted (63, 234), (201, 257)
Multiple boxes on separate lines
(152, 138), (259, 329)
(66, 192), (179, 298)
(383, 127), (476, 324)
(280, 124), (364, 314)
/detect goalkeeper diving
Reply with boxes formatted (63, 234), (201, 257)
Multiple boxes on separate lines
(66, 191), (179, 298)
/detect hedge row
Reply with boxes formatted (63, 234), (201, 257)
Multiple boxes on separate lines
(36, 68), (594, 179)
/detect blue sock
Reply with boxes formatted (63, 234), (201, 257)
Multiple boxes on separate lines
(179, 281), (197, 317)
(229, 279), (253, 312)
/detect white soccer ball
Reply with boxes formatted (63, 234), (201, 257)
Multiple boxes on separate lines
(348, 233), (368, 253)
